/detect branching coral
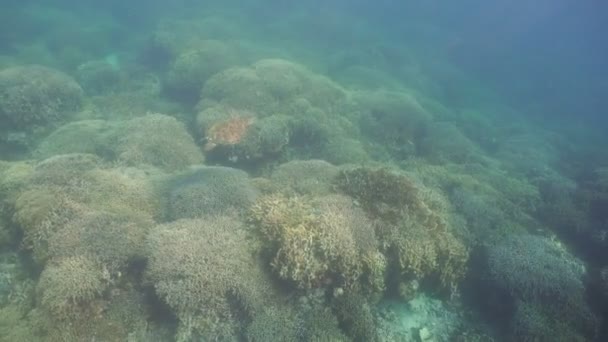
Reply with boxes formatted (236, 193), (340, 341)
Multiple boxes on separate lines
(196, 59), (360, 164)
(166, 166), (259, 220)
(47, 210), (151, 273)
(12, 154), (161, 264)
(145, 216), (269, 340)
(199, 59), (348, 117)
(269, 159), (339, 196)
(115, 113), (203, 171)
(36, 255), (108, 319)
(249, 193), (380, 291)
(336, 166), (424, 223)
(336, 166), (469, 293)
(0, 65), (83, 129)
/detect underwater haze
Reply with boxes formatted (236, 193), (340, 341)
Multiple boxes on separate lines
(0, 0), (607, 341)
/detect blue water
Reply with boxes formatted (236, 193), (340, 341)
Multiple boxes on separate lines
(0, 1), (606, 341)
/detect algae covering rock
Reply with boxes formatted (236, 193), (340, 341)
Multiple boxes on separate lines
(0, 65), (83, 129)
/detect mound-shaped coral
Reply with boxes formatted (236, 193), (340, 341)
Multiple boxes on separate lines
(199, 59), (348, 116)
(47, 211), (151, 273)
(164, 40), (240, 103)
(34, 120), (118, 159)
(36, 255), (108, 319)
(418, 122), (483, 164)
(336, 166), (469, 293)
(486, 234), (586, 303)
(0, 65), (83, 129)
(196, 59), (361, 164)
(197, 105), (290, 162)
(249, 193), (381, 291)
(166, 166), (258, 220)
(12, 154), (161, 263)
(76, 59), (122, 95)
(115, 113), (203, 171)
(145, 216), (268, 340)
(483, 234), (598, 340)
(268, 159), (339, 196)
(355, 90), (432, 160)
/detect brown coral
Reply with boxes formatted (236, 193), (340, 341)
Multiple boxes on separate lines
(336, 166), (469, 293)
(249, 193), (380, 290)
(145, 216), (269, 340)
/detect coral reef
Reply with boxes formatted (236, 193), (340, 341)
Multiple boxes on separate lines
(166, 166), (259, 220)
(0, 65), (83, 129)
(164, 40), (240, 103)
(12, 154), (161, 263)
(115, 113), (203, 171)
(197, 105), (291, 163)
(249, 193), (380, 291)
(75, 59), (122, 95)
(482, 234), (598, 340)
(47, 211), (151, 273)
(332, 293), (380, 341)
(246, 306), (299, 342)
(36, 255), (108, 319)
(354, 90), (432, 160)
(34, 120), (119, 159)
(268, 159), (339, 196)
(336, 166), (469, 292)
(145, 216), (269, 340)
(199, 59), (349, 116)
(418, 122), (484, 164)
(0, 3), (603, 341)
